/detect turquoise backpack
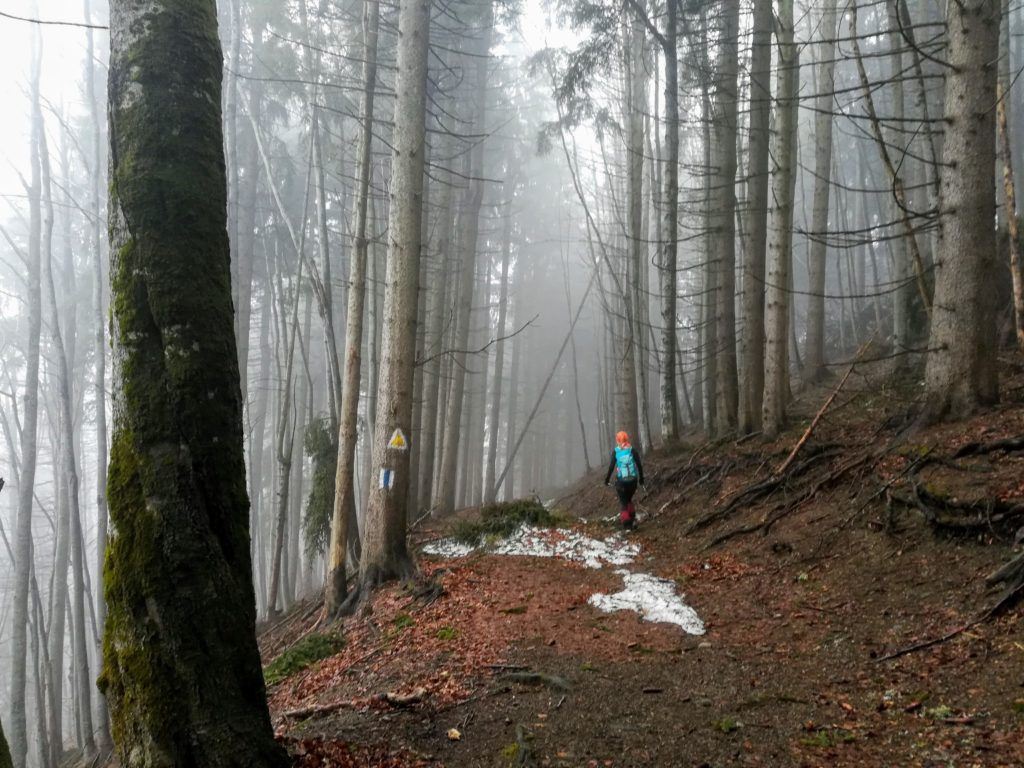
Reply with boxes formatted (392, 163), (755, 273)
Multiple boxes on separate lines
(614, 446), (637, 480)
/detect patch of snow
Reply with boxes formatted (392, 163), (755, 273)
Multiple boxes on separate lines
(588, 570), (706, 635)
(420, 539), (477, 559)
(420, 525), (639, 569)
(493, 525), (640, 569)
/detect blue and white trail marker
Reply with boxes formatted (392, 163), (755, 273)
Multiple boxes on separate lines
(379, 468), (395, 490)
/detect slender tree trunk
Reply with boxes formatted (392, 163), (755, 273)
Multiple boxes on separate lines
(417, 137), (455, 510)
(762, 0), (799, 438)
(805, 0), (838, 382)
(659, 1), (681, 442)
(625, 16), (647, 446)
(101, 2), (287, 763)
(998, 0), (1024, 351)
(326, 0), (380, 619)
(8, 26), (44, 768)
(0, 716), (11, 768)
(484, 190), (515, 502)
(713, 0), (740, 434)
(84, 0), (112, 749)
(921, 0), (1000, 421)
(435, 7), (493, 516)
(349, 0), (432, 602)
(739, 0), (772, 433)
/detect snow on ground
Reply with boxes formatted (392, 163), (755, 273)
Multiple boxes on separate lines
(421, 525), (640, 569)
(588, 570), (706, 635)
(422, 525), (705, 633)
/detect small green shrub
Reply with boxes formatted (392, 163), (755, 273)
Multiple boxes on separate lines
(393, 613), (415, 630)
(436, 626), (458, 641)
(714, 717), (741, 733)
(264, 632), (345, 686)
(450, 499), (560, 544)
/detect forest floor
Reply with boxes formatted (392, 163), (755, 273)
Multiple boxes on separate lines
(262, 357), (1024, 767)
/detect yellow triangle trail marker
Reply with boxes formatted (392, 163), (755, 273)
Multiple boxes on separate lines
(388, 428), (408, 451)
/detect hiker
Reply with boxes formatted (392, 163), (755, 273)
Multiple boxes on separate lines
(604, 431), (644, 530)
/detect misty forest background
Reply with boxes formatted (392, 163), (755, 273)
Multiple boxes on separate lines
(0, 0), (1021, 764)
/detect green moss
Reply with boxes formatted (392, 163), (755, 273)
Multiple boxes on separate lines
(714, 717), (741, 734)
(1011, 699), (1024, 714)
(799, 729), (855, 748)
(436, 626), (458, 641)
(500, 743), (519, 759)
(302, 416), (338, 557)
(392, 613), (415, 630)
(451, 499), (561, 544)
(264, 633), (345, 686)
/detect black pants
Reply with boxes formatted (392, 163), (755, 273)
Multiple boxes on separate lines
(614, 479), (638, 511)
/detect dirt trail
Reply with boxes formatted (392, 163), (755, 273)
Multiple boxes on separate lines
(265, 369), (1024, 767)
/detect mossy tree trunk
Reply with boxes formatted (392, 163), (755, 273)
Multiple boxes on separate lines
(101, 2), (286, 765)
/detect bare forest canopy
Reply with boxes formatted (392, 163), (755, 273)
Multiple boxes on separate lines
(0, 0), (1022, 765)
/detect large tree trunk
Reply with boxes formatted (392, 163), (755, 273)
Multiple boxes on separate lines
(762, 0), (799, 438)
(349, 0), (432, 601)
(921, 0), (1000, 421)
(8, 26), (44, 768)
(101, 2), (286, 764)
(804, 0), (838, 382)
(713, 0), (740, 435)
(326, 0), (380, 619)
(739, 0), (772, 433)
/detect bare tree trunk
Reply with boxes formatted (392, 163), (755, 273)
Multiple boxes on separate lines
(8, 26), (44, 768)
(417, 137), (455, 511)
(805, 0), (838, 382)
(921, 0), (1000, 421)
(41, 123), (96, 755)
(998, 0), (1024, 351)
(713, 0), (740, 434)
(349, 0), (432, 603)
(762, 0), (799, 438)
(84, 0), (112, 749)
(484, 190), (515, 503)
(326, 0), (379, 619)
(739, 0), (772, 433)
(625, 15), (647, 446)
(101, 1), (286, 762)
(435, 8), (493, 516)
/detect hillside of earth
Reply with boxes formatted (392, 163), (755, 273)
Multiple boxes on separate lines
(261, 357), (1024, 767)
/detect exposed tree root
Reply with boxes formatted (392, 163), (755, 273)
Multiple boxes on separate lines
(688, 445), (844, 534)
(338, 557), (419, 617)
(953, 434), (1024, 459)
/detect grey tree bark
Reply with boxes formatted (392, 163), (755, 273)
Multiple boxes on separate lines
(326, 0), (380, 619)
(921, 0), (1000, 420)
(435, 6), (493, 516)
(739, 0), (772, 433)
(349, 0), (433, 601)
(84, 0), (112, 749)
(762, 0), (799, 438)
(8, 24), (43, 768)
(805, 0), (838, 382)
(713, 0), (740, 434)
(101, 1), (287, 763)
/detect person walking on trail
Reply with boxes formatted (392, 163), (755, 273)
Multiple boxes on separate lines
(604, 431), (644, 530)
